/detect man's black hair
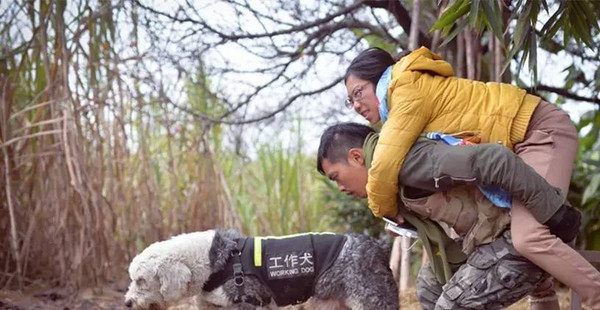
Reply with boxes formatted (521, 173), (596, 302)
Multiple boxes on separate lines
(344, 48), (410, 86)
(317, 122), (375, 175)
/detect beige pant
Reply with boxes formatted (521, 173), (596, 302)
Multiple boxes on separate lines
(511, 101), (600, 308)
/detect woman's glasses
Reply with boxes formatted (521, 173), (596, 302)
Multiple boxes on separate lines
(344, 84), (367, 108)
(345, 83), (370, 109)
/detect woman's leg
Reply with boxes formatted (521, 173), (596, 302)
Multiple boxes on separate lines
(510, 102), (600, 308)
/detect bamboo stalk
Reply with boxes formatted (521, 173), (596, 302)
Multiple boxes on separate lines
(12, 116), (66, 135)
(457, 32), (465, 78)
(8, 99), (61, 121)
(465, 28), (475, 79)
(0, 129), (63, 149)
(489, 31), (496, 81)
(2, 146), (22, 288)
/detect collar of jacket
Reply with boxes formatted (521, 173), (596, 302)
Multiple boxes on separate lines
(363, 133), (467, 284)
(393, 46), (455, 77)
(376, 66), (393, 123)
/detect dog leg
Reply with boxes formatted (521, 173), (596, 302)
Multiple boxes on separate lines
(344, 264), (399, 310)
(195, 296), (224, 310)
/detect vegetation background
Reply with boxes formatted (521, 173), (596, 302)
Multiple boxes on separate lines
(1, 0), (599, 308)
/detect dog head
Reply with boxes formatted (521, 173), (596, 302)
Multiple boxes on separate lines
(124, 255), (192, 310)
(124, 229), (239, 309)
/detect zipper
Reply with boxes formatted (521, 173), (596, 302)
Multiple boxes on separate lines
(434, 176), (477, 188)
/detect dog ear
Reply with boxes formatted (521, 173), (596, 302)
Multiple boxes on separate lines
(157, 261), (191, 303)
(210, 230), (240, 271)
(220, 228), (242, 239)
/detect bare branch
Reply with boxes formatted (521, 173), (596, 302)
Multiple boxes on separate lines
(525, 84), (600, 105)
(364, 0), (432, 48)
(134, 0), (366, 41)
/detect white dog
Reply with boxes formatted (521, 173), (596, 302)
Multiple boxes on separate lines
(124, 229), (397, 310)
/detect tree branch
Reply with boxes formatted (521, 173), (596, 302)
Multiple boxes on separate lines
(525, 84), (600, 105)
(364, 0), (432, 48)
(134, 0), (365, 41)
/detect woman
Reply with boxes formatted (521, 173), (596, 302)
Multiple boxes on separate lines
(344, 46), (600, 308)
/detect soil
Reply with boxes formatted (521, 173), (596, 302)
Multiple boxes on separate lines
(0, 284), (573, 310)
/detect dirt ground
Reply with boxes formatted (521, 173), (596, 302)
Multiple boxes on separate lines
(0, 283), (573, 310)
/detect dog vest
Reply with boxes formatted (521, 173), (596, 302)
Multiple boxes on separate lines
(204, 233), (346, 306)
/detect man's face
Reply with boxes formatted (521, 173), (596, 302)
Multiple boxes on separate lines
(320, 149), (368, 198)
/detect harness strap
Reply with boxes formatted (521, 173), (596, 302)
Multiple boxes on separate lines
(202, 238), (265, 306)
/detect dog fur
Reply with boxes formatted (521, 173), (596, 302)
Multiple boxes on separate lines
(124, 230), (398, 310)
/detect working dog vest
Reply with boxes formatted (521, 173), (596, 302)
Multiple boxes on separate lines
(205, 233), (346, 306)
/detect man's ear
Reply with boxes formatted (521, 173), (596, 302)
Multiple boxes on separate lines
(347, 148), (365, 166)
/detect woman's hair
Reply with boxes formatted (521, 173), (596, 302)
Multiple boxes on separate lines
(344, 48), (410, 85)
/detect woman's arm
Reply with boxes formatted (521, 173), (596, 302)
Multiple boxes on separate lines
(367, 78), (432, 218)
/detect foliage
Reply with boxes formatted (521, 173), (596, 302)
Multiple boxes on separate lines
(432, 0), (600, 84)
(569, 110), (600, 250)
(320, 179), (385, 238)
(218, 127), (341, 237)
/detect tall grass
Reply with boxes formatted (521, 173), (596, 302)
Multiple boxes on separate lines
(220, 127), (339, 237)
(0, 1), (340, 289)
(0, 1), (238, 288)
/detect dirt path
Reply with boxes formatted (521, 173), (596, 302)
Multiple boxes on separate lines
(0, 285), (572, 310)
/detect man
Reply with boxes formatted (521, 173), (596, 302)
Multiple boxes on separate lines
(317, 122), (583, 309)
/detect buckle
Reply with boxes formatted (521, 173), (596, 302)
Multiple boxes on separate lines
(233, 262), (244, 286)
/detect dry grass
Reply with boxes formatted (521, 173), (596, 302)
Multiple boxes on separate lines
(0, 2), (335, 290)
(0, 1), (242, 289)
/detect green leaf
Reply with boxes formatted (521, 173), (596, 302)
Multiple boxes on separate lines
(481, 0), (503, 41)
(513, 4), (532, 50)
(528, 29), (537, 82)
(539, 38), (563, 54)
(583, 174), (600, 205)
(568, 1), (594, 46)
(440, 17), (469, 47)
(469, 0), (480, 26)
(431, 0), (470, 31)
(540, 3), (564, 35)
(574, 0), (599, 31)
(544, 11), (567, 40)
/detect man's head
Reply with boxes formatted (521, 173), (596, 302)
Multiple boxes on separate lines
(317, 123), (374, 198)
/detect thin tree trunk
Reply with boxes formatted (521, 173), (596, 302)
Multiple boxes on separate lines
(501, 0), (512, 83)
(400, 236), (412, 291)
(495, 35), (503, 82)
(475, 33), (482, 80)
(488, 31), (496, 81)
(457, 32), (465, 78)
(408, 0), (421, 50)
(390, 236), (401, 281)
(2, 146), (22, 288)
(430, 0), (448, 53)
(465, 28), (475, 79)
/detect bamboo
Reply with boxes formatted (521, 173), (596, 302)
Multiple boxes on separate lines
(457, 32), (465, 78)
(465, 28), (476, 79)
(2, 142), (22, 288)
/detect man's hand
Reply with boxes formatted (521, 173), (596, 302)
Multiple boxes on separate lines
(395, 213), (405, 224)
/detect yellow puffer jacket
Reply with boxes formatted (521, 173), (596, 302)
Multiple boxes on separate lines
(368, 46), (541, 218)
